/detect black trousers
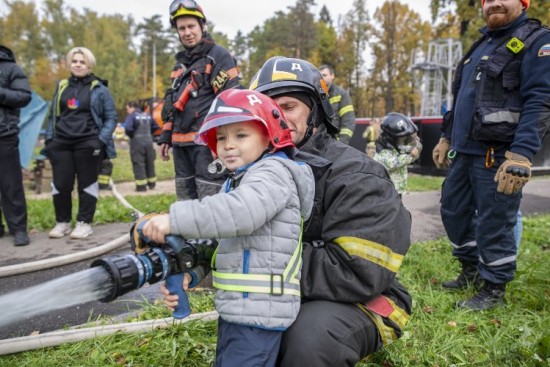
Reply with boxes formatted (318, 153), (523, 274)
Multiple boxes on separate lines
(129, 136), (156, 184)
(277, 300), (381, 367)
(172, 144), (224, 200)
(0, 134), (27, 233)
(47, 138), (103, 223)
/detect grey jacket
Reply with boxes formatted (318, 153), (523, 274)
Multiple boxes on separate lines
(169, 153), (314, 330)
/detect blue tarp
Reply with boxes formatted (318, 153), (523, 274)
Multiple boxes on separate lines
(18, 92), (49, 169)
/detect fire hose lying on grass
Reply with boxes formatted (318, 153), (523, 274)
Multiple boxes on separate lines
(0, 180), (219, 355)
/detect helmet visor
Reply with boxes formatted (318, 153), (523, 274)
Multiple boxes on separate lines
(169, 0), (203, 19)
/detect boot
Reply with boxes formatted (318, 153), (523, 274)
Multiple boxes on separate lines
(136, 185), (147, 192)
(13, 231), (30, 246)
(442, 262), (482, 290)
(455, 281), (506, 311)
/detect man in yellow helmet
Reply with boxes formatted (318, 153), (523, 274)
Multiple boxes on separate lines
(158, 0), (241, 200)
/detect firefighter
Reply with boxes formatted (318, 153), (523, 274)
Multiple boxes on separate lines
(432, 0), (550, 310)
(158, 0), (241, 200)
(250, 57), (412, 366)
(123, 101), (159, 191)
(319, 64), (356, 144)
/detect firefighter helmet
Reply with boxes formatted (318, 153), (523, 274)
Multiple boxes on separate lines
(379, 112), (419, 153)
(195, 89), (294, 156)
(249, 56), (338, 135)
(169, 0), (206, 28)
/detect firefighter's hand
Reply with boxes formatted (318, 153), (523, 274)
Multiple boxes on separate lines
(142, 214), (171, 244)
(160, 275), (192, 311)
(432, 138), (451, 168)
(160, 143), (171, 161)
(494, 151), (532, 195)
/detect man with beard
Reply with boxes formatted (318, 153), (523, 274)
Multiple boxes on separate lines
(432, 0), (550, 310)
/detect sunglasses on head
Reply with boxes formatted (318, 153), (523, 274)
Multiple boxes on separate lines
(169, 0), (199, 16)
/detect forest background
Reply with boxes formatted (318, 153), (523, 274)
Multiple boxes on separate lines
(1, 0), (549, 121)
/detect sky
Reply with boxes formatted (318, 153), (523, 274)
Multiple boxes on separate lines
(1, 0), (433, 39)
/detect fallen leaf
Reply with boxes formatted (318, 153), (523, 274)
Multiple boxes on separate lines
(448, 321), (457, 327)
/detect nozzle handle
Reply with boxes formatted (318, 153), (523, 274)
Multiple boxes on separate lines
(165, 273), (191, 319)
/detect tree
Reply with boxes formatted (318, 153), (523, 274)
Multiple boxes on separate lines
(370, 0), (432, 115)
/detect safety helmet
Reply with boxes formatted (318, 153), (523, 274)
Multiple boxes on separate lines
(379, 112), (419, 152)
(169, 0), (206, 28)
(249, 56), (338, 135)
(195, 89), (294, 156)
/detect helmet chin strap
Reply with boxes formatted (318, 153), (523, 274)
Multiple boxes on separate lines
(296, 104), (319, 148)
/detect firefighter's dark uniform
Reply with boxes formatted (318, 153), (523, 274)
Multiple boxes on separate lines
(278, 125), (413, 366)
(327, 83), (356, 144)
(159, 33), (240, 200)
(123, 109), (159, 190)
(441, 13), (550, 285)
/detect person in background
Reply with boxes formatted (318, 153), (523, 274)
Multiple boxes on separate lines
(0, 45), (32, 246)
(123, 101), (159, 191)
(432, 0), (550, 310)
(319, 64), (356, 144)
(158, 0), (240, 201)
(44, 47), (117, 239)
(146, 89), (314, 367)
(363, 117), (381, 158)
(374, 112), (422, 197)
(249, 57), (412, 367)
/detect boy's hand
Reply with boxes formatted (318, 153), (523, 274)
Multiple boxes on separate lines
(160, 274), (192, 311)
(142, 214), (171, 244)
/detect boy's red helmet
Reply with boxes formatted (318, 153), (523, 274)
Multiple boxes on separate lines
(195, 89), (294, 156)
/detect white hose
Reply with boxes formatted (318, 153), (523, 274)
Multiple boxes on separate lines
(0, 179), (143, 278)
(0, 311), (219, 355)
(0, 233), (130, 278)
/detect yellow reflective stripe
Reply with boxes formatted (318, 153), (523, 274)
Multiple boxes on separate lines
(272, 71), (298, 81)
(329, 95), (342, 104)
(98, 175), (110, 184)
(212, 280), (301, 296)
(147, 177), (157, 183)
(339, 105), (354, 116)
(284, 218), (304, 281)
(357, 303), (398, 346)
(135, 179), (147, 185)
(386, 298), (410, 330)
(334, 236), (404, 273)
(339, 128), (353, 137)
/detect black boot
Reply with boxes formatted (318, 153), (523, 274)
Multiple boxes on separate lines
(442, 262), (481, 290)
(147, 182), (156, 190)
(136, 185), (147, 192)
(455, 281), (506, 311)
(14, 231), (30, 246)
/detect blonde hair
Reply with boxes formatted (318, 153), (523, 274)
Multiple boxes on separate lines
(66, 47), (96, 70)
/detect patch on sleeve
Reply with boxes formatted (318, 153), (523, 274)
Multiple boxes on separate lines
(538, 44), (550, 57)
(211, 69), (230, 92)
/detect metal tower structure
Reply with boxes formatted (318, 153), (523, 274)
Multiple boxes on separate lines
(413, 38), (463, 117)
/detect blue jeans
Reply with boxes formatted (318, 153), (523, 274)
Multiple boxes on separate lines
(215, 317), (282, 367)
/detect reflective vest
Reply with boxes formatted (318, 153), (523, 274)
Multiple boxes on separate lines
(211, 219), (304, 297)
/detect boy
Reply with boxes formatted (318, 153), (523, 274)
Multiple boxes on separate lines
(374, 112), (422, 197)
(143, 89), (314, 367)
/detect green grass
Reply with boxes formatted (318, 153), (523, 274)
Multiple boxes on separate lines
(4, 215), (548, 367)
(27, 194), (176, 231)
(111, 144), (175, 183)
(407, 173), (444, 192)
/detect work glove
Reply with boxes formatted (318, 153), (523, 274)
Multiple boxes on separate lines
(432, 138), (451, 168)
(494, 151), (532, 195)
(130, 213), (161, 253)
